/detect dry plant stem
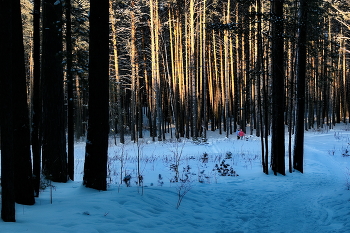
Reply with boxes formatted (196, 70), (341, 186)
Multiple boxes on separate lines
(170, 140), (185, 182)
(176, 180), (192, 209)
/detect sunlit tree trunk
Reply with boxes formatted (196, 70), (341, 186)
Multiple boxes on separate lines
(110, 2), (124, 144)
(130, 0), (138, 142)
(189, 0), (198, 139)
(224, 1), (231, 138)
(341, 38), (348, 122)
(168, 8), (176, 138)
(150, 0), (162, 141)
(212, 31), (219, 132)
(201, 0), (207, 140)
(32, 0), (42, 197)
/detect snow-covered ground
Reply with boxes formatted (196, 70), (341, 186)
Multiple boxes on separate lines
(1, 125), (350, 232)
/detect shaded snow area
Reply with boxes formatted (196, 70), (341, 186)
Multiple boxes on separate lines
(1, 125), (350, 233)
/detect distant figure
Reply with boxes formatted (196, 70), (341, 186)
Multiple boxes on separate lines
(236, 129), (241, 139)
(238, 129), (245, 139)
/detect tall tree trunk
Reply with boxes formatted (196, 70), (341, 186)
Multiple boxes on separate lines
(32, 0), (42, 197)
(201, 0), (207, 140)
(341, 38), (348, 122)
(168, 8), (179, 139)
(110, 2), (124, 144)
(189, 0), (198, 139)
(83, 0), (109, 191)
(42, 0), (67, 182)
(224, 1), (231, 138)
(243, 0), (251, 134)
(0, 0), (16, 222)
(293, 0), (308, 173)
(271, 0), (285, 176)
(12, 0), (35, 205)
(150, 0), (163, 141)
(130, 0), (138, 142)
(256, 0), (268, 174)
(66, 0), (75, 181)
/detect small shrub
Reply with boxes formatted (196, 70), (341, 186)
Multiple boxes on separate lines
(225, 151), (232, 159)
(328, 147), (336, 156)
(40, 175), (56, 192)
(158, 174), (164, 186)
(123, 175), (132, 187)
(176, 172), (193, 209)
(201, 152), (209, 163)
(170, 163), (179, 183)
(213, 160), (238, 177)
(198, 170), (211, 183)
(342, 146), (350, 157)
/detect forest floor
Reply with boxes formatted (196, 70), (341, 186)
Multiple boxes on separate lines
(1, 124), (350, 232)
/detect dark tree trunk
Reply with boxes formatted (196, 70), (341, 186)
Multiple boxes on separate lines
(83, 0), (109, 191)
(293, 0), (308, 173)
(66, 0), (75, 181)
(243, 0), (250, 134)
(32, 0), (42, 197)
(12, 0), (35, 205)
(0, 0), (16, 222)
(256, 0), (268, 174)
(271, 0), (285, 176)
(42, 0), (68, 182)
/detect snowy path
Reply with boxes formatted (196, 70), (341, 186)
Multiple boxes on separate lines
(102, 135), (350, 233)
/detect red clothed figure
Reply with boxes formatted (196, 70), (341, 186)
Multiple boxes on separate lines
(238, 129), (245, 137)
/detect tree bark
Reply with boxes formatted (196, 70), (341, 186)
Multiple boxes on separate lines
(42, 0), (67, 182)
(293, 0), (308, 173)
(83, 0), (109, 191)
(12, 0), (35, 205)
(66, 0), (75, 181)
(32, 0), (42, 197)
(0, 0), (16, 222)
(271, 0), (285, 176)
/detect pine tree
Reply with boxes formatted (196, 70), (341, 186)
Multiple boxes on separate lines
(293, 0), (308, 173)
(0, 0), (15, 222)
(271, 0), (286, 176)
(66, 0), (75, 181)
(83, 0), (110, 191)
(31, 0), (42, 197)
(12, 0), (35, 205)
(41, 0), (68, 182)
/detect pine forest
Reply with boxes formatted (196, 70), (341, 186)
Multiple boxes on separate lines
(1, 0), (350, 222)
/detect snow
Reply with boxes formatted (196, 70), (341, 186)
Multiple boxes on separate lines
(1, 125), (350, 232)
